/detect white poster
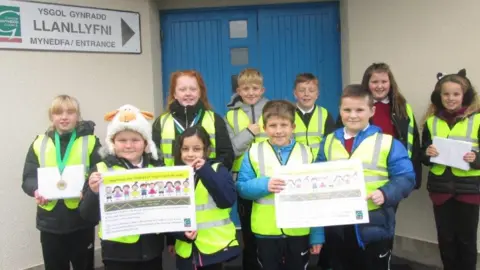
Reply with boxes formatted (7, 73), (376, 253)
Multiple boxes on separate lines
(99, 166), (196, 240)
(0, 0), (141, 53)
(275, 159), (369, 228)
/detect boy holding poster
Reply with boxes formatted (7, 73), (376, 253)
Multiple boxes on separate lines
(237, 100), (324, 270)
(79, 105), (166, 270)
(315, 85), (415, 270)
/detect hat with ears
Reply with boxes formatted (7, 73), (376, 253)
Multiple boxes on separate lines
(431, 68), (474, 107)
(101, 104), (158, 160)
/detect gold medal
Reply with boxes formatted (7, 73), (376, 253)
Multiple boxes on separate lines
(57, 179), (67, 190)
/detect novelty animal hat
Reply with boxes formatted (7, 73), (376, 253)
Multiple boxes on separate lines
(431, 68), (474, 108)
(102, 104), (158, 160)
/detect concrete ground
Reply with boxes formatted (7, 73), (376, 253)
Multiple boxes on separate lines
(95, 254), (440, 270)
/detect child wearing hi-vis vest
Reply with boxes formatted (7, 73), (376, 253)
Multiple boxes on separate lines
(237, 100), (324, 270)
(316, 85), (415, 270)
(224, 68), (269, 270)
(79, 105), (166, 270)
(422, 69), (480, 270)
(171, 125), (239, 270)
(22, 95), (101, 270)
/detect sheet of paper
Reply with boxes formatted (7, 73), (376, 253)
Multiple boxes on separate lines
(37, 165), (85, 200)
(431, 137), (472, 171)
(99, 166), (196, 240)
(274, 159), (369, 228)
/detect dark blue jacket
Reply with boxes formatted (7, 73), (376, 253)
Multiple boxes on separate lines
(174, 160), (240, 269)
(315, 125), (415, 246)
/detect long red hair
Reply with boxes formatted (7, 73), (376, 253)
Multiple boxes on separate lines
(166, 70), (212, 111)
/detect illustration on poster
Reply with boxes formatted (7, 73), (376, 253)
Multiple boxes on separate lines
(285, 172), (359, 190)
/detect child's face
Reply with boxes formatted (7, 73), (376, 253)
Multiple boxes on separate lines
(340, 96), (375, 134)
(237, 83), (264, 105)
(441, 82), (463, 112)
(181, 135), (205, 165)
(51, 105), (79, 134)
(133, 185), (138, 191)
(113, 130), (146, 163)
(149, 183), (154, 188)
(124, 186), (130, 191)
(174, 75), (200, 106)
(294, 81), (318, 109)
(264, 116), (295, 147)
(106, 187), (112, 193)
(159, 182), (164, 188)
(184, 182), (189, 187)
(368, 72), (390, 101)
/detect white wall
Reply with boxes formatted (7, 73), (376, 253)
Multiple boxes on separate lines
(0, 0), (162, 269)
(343, 0), (480, 247)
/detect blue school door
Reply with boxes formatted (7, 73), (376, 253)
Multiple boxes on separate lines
(161, 3), (342, 228)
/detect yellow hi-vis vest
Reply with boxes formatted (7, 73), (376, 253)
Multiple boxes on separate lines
(405, 104), (415, 158)
(175, 163), (239, 258)
(96, 162), (155, 244)
(33, 134), (95, 211)
(427, 114), (480, 176)
(160, 110), (217, 166)
(250, 142), (313, 236)
(226, 109), (267, 172)
(294, 105), (328, 158)
(323, 132), (392, 210)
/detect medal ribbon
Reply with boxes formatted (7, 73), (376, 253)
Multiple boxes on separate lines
(55, 129), (77, 175)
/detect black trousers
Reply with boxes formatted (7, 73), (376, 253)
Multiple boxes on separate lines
(316, 227), (333, 269)
(40, 228), (95, 270)
(329, 226), (391, 270)
(238, 197), (259, 270)
(103, 256), (162, 270)
(433, 198), (479, 270)
(256, 236), (310, 270)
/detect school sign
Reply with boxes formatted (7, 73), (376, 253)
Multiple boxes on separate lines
(0, 0), (141, 53)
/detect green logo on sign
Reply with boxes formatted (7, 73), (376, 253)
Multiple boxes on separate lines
(0, 5), (22, 43)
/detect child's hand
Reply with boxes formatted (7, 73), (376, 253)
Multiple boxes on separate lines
(34, 190), (48, 205)
(367, 190), (385, 206)
(268, 178), (285, 193)
(464, 151), (476, 163)
(248, 123), (260, 135)
(167, 245), (175, 256)
(185, 230), (197, 240)
(192, 158), (206, 170)
(89, 172), (102, 194)
(310, 244), (322, 255)
(426, 145), (439, 157)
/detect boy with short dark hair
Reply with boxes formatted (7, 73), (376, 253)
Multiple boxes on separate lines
(316, 85), (415, 270)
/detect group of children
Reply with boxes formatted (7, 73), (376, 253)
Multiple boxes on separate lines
(21, 63), (480, 270)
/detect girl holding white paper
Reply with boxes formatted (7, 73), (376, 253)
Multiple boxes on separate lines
(422, 69), (480, 270)
(21, 95), (102, 270)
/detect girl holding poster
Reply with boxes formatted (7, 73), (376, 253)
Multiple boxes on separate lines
(79, 104), (166, 270)
(172, 126), (239, 270)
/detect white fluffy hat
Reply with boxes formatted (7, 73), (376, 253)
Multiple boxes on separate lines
(102, 104), (158, 160)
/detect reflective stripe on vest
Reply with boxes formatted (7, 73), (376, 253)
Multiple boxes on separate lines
(160, 111), (216, 166)
(250, 142), (313, 236)
(34, 134), (93, 211)
(175, 163), (239, 258)
(324, 133), (392, 210)
(405, 104), (415, 158)
(294, 106), (328, 158)
(226, 109), (268, 172)
(427, 115), (480, 176)
(96, 162), (154, 244)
